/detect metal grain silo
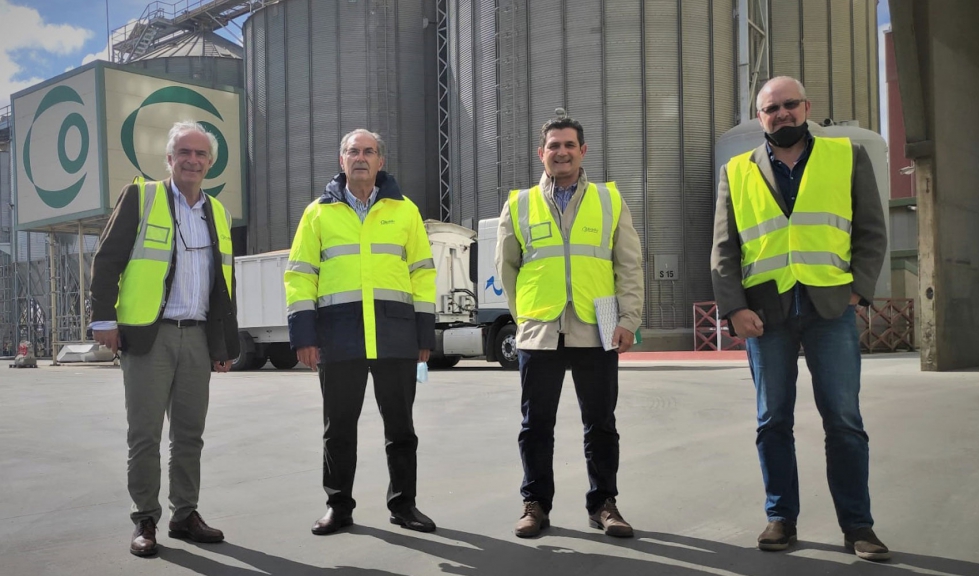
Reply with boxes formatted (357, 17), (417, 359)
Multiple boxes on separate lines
(448, 0), (877, 340)
(244, 0), (438, 254)
(770, 0), (879, 130)
(129, 31), (244, 89)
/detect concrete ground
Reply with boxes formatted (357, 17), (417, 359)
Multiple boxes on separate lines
(1, 353), (977, 576)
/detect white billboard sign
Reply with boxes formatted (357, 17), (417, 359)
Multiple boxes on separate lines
(12, 62), (245, 231)
(12, 68), (102, 229)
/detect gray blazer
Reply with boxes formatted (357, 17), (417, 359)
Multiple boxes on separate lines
(710, 140), (888, 322)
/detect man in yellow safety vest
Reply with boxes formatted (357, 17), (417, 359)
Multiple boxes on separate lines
(496, 111), (644, 539)
(711, 76), (889, 561)
(285, 129), (438, 536)
(90, 121), (239, 557)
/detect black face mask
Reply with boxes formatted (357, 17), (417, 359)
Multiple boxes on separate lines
(764, 123), (809, 149)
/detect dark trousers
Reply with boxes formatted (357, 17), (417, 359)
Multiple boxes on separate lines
(318, 358), (418, 514)
(518, 339), (620, 514)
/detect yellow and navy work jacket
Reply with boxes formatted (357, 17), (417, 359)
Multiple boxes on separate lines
(728, 136), (855, 294)
(116, 179), (234, 326)
(284, 171), (437, 362)
(508, 182), (622, 324)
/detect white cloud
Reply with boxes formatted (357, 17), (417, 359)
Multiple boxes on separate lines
(0, 0), (94, 107)
(79, 17), (140, 69)
(81, 43), (112, 66)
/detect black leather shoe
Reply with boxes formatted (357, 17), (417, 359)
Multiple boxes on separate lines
(389, 506), (436, 533)
(311, 506), (353, 535)
(130, 518), (158, 557)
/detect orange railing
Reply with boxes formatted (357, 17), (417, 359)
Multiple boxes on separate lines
(693, 301), (746, 351)
(856, 298), (915, 353)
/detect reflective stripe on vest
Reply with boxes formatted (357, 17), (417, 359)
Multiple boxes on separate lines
(209, 196), (234, 298)
(116, 181), (234, 326)
(729, 137), (855, 294)
(509, 182), (621, 324)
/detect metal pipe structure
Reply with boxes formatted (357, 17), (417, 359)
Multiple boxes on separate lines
(48, 233), (57, 363)
(78, 223), (86, 342)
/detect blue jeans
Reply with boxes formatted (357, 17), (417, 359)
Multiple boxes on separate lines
(745, 305), (873, 531)
(517, 339), (620, 514)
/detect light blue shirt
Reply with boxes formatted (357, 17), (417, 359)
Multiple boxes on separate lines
(90, 181), (213, 331)
(344, 186), (379, 222)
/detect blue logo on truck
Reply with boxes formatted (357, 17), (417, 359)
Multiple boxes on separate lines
(485, 276), (504, 296)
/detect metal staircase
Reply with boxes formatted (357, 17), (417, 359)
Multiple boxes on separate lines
(112, 0), (266, 63)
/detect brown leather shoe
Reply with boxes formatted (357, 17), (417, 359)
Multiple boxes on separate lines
(588, 498), (634, 538)
(844, 527), (891, 561)
(757, 520), (797, 551)
(168, 511), (224, 543)
(130, 518), (158, 557)
(514, 501), (549, 538)
(311, 506), (354, 535)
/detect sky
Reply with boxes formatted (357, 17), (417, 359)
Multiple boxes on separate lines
(0, 0), (245, 109)
(0, 0), (139, 108)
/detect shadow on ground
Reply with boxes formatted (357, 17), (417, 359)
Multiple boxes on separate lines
(345, 525), (979, 576)
(159, 542), (403, 576)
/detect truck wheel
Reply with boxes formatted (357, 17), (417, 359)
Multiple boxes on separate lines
(495, 324), (519, 370)
(231, 332), (255, 371)
(268, 344), (299, 370)
(427, 355), (461, 369)
(250, 355), (268, 370)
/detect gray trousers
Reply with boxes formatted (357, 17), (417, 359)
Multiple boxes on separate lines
(121, 323), (211, 524)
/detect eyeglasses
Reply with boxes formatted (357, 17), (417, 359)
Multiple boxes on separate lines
(759, 99), (805, 115)
(174, 216), (213, 252)
(343, 147), (378, 158)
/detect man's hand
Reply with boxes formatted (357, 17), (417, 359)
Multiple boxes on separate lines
(611, 327), (635, 354)
(418, 349), (431, 363)
(730, 309), (765, 338)
(297, 346), (319, 370)
(93, 329), (122, 354)
(212, 360), (231, 373)
(849, 292), (861, 306)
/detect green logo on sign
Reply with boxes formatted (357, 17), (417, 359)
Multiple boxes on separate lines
(22, 85), (91, 209)
(121, 86), (228, 197)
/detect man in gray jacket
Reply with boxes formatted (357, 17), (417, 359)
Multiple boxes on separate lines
(711, 77), (889, 561)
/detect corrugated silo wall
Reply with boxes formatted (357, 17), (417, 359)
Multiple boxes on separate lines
(449, 0), (739, 330)
(770, 0), (879, 131)
(450, 0), (876, 332)
(245, 0), (438, 254)
(129, 57), (244, 89)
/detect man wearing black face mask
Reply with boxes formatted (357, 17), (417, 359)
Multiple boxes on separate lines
(710, 77), (889, 561)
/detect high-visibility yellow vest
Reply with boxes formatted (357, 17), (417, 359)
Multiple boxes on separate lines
(508, 182), (622, 324)
(284, 195), (436, 359)
(116, 180), (233, 326)
(728, 136), (855, 294)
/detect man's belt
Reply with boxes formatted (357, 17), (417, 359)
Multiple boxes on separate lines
(160, 318), (206, 328)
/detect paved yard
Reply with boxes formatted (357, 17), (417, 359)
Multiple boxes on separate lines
(1, 353), (976, 575)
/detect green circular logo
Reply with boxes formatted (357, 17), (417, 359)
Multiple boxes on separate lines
(121, 86), (228, 197)
(22, 85), (90, 209)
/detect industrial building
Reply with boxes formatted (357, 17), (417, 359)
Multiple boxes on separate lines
(1, 0), (976, 369)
